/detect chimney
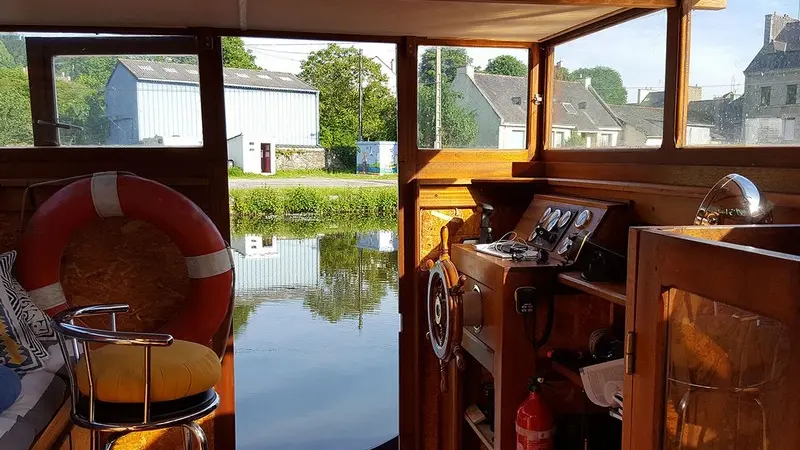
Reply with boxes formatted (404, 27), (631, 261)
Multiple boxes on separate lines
(464, 64), (474, 79)
(764, 13), (797, 46)
(583, 77), (592, 89)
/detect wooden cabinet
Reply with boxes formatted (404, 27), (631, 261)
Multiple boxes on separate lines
(625, 225), (800, 450)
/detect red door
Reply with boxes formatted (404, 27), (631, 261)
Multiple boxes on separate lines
(261, 143), (271, 173)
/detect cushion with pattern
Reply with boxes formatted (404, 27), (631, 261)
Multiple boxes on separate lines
(0, 251), (48, 373)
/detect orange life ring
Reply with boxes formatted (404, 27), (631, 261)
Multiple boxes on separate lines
(17, 172), (233, 345)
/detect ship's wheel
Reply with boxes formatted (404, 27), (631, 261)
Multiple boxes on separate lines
(425, 226), (482, 392)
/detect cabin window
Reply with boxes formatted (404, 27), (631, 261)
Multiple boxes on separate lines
(687, 5), (800, 146)
(549, 11), (667, 150)
(0, 33), (33, 147)
(416, 45), (529, 150)
(22, 35), (201, 147)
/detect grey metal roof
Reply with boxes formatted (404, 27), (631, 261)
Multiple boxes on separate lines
(609, 105), (664, 137)
(552, 81), (620, 131)
(472, 72), (528, 125)
(470, 72), (619, 131)
(117, 59), (317, 92)
(746, 20), (800, 73)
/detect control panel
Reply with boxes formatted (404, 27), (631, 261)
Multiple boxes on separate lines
(514, 194), (629, 266)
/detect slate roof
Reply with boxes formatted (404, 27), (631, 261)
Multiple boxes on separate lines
(746, 20), (800, 73)
(552, 81), (620, 131)
(609, 105), (664, 137)
(116, 59), (317, 92)
(469, 72), (619, 131)
(472, 72), (528, 125)
(639, 91), (665, 107)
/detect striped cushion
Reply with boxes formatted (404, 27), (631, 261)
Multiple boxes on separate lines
(0, 252), (48, 373)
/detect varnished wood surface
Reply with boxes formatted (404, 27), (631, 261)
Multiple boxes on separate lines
(626, 226), (800, 450)
(557, 271), (626, 306)
(30, 398), (71, 450)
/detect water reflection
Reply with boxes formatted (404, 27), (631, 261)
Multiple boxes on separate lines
(232, 227), (398, 450)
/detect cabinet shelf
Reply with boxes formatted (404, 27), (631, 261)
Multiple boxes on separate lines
(464, 406), (494, 449)
(557, 271), (626, 306)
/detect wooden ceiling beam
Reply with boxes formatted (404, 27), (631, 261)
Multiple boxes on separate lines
(413, 0), (725, 10)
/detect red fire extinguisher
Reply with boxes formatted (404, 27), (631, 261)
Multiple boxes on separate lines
(516, 377), (554, 450)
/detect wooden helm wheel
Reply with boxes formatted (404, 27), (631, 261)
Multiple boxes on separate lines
(425, 226), (482, 392)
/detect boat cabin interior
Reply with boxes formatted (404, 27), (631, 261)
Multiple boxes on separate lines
(4, 0), (800, 449)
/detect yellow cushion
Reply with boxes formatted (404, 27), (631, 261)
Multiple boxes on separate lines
(75, 339), (221, 403)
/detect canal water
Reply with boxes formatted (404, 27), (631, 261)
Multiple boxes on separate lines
(231, 227), (399, 450)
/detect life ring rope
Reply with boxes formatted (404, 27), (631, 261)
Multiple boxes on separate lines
(18, 172), (233, 345)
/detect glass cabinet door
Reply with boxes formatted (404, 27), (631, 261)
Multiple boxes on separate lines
(662, 289), (790, 450)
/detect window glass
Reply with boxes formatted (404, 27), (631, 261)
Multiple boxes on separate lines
(417, 46), (529, 149)
(550, 11), (667, 149)
(53, 54), (201, 146)
(0, 33), (33, 147)
(688, 1), (800, 146)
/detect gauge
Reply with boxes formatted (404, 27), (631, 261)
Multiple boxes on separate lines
(545, 209), (562, 231)
(557, 238), (572, 256)
(558, 210), (572, 228)
(575, 209), (592, 229)
(539, 207), (552, 224)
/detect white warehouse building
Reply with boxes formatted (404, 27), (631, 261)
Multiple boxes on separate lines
(105, 59), (320, 147)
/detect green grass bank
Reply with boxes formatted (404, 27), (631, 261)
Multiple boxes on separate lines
(230, 186), (398, 222)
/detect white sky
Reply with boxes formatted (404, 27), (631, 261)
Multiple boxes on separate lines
(246, 1), (800, 103)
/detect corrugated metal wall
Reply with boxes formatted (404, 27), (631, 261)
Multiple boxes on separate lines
(224, 87), (319, 146)
(232, 238), (321, 294)
(106, 67), (140, 145)
(137, 81), (204, 145)
(125, 80), (319, 146)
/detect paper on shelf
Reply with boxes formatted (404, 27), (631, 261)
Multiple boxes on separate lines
(579, 358), (624, 407)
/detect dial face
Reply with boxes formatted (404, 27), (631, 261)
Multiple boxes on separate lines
(558, 210), (573, 228)
(557, 238), (572, 255)
(575, 209), (592, 229)
(539, 207), (552, 224)
(545, 209), (562, 231)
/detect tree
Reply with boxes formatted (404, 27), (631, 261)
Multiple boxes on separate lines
(0, 34), (26, 67)
(419, 47), (471, 85)
(417, 47), (478, 148)
(299, 44), (397, 148)
(485, 55), (527, 77)
(0, 42), (15, 69)
(222, 36), (260, 70)
(564, 66), (627, 105)
(0, 68), (33, 146)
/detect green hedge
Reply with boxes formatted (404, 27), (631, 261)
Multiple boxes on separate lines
(230, 186), (397, 220)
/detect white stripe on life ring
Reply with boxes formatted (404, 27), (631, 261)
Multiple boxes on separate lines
(91, 172), (123, 218)
(185, 248), (233, 279)
(28, 282), (67, 311)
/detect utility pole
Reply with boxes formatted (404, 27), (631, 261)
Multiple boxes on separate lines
(434, 46), (442, 149)
(358, 49), (364, 142)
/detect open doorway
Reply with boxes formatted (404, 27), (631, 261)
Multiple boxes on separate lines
(222, 37), (399, 450)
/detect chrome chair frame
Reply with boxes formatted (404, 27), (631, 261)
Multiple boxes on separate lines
(52, 304), (218, 450)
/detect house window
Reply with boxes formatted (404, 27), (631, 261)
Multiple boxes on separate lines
(784, 117), (795, 141)
(761, 86), (772, 106)
(788, 84), (797, 105)
(0, 33), (33, 147)
(417, 45), (529, 150)
(549, 11), (666, 150)
(552, 131), (565, 148)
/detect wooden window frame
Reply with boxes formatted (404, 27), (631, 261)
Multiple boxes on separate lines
(539, 4), (800, 169)
(26, 36), (200, 147)
(411, 38), (540, 166)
